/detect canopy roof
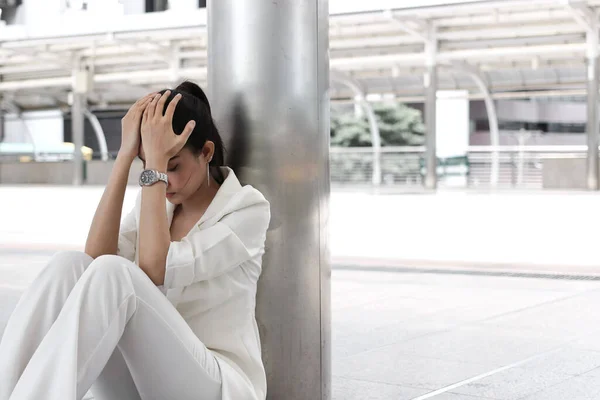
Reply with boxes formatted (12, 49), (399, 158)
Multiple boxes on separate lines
(0, 0), (598, 110)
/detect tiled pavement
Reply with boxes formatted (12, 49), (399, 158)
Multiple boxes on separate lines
(3, 187), (600, 399)
(3, 249), (600, 399)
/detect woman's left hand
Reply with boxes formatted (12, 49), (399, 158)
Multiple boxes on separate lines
(141, 90), (196, 167)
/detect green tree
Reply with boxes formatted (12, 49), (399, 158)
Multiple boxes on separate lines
(330, 102), (426, 184)
(330, 113), (371, 147)
(330, 102), (425, 147)
(375, 102), (425, 146)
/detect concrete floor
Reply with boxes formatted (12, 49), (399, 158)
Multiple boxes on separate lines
(331, 267), (600, 400)
(4, 186), (600, 270)
(2, 250), (600, 399)
(2, 188), (600, 399)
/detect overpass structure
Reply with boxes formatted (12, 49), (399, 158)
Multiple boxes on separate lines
(0, 0), (600, 187)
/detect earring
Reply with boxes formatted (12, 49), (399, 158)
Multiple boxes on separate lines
(207, 157), (212, 187)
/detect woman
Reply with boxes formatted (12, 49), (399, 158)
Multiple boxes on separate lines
(0, 81), (270, 400)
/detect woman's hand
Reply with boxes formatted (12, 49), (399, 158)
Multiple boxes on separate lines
(141, 91), (196, 169)
(119, 93), (155, 161)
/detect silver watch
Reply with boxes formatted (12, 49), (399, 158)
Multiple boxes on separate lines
(139, 169), (168, 187)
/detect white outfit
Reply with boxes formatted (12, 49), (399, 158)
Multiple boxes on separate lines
(0, 167), (270, 400)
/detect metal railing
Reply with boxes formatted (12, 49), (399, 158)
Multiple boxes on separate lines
(330, 145), (590, 189)
(0, 144), (590, 190)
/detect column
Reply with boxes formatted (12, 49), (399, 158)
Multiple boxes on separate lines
(424, 23), (438, 190)
(71, 59), (89, 186)
(587, 22), (599, 190)
(0, 107), (4, 143)
(207, 1), (330, 399)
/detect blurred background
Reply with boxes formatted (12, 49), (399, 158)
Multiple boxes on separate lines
(2, 0), (600, 399)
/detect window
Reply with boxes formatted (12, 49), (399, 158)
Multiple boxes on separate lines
(146, 0), (168, 12)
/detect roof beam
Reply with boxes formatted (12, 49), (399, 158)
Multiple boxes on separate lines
(0, 67), (207, 91)
(384, 10), (428, 42)
(331, 42), (588, 70)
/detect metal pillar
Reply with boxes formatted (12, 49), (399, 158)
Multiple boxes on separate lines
(448, 64), (500, 187)
(208, 1), (330, 399)
(331, 72), (381, 186)
(587, 25), (600, 190)
(71, 58), (89, 186)
(353, 95), (364, 118)
(0, 107), (4, 143)
(566, 2), (600, 190)
(424, 23), (438, 190)
(169, 43), (181, 87)
(386, 13), (437, 189)
(83, 109), (110, 161)
(474, 74), (500, 188)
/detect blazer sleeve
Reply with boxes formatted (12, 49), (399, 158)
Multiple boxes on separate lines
(163, 194), (270, 290)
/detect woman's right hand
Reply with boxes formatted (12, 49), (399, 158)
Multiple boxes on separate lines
(119, 93), (155, 161)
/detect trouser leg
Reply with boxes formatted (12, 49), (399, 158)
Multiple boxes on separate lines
(9, 255), (222, 400)
(0, 251), (92, 400)
(0, 251), (141, 400)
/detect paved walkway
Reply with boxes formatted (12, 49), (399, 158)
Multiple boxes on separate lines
(2, 187), (600, 399)
(2, 186), (600, 270)
(331, 268), (600, 399)
(2, 249), (600, 399)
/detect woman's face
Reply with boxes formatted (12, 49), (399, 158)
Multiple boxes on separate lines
(138, 142), (214, 205)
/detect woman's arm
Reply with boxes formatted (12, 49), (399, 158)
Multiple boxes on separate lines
(137, 91), (195, 285)
(84, 154), (134, 258)
(137, 160), (171, 285)
(85, 94), (154, 259)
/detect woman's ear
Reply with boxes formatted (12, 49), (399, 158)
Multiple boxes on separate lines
(202, 141), (215, 162)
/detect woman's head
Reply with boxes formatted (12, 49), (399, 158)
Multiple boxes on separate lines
(138, 81), (225, 205)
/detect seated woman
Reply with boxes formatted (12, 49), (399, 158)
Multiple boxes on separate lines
(0, 81), (270, 400)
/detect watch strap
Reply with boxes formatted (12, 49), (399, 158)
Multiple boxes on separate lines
(139, 169), (168, 186)
(155, 171), (168, 185)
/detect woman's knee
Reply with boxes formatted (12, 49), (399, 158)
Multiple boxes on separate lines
(84, 255), (135, 286)
(41, 251), (93, 280)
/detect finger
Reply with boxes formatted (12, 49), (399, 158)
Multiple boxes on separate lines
(133, 95), (148, 106)
(147, 93), (160, 119)
(138, 93), (154, 102)
(141, 93), (156, 103)
(178, 120), (196, 145)
(133, 103), (150, 126)
(135, 96), (153, 115)
(125, 96), (147, 115)
(140, 95), (154, 108)
(156, 90), (171, 118)
(165, 93), (182, 123)
(133, 93), (155, 108)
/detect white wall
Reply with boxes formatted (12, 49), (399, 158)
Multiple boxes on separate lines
(436, 90), (469, 158)
(470, 99), (587, 124)
(168, 0), (198, 12)
(329, 0), (482, 14)
(9, 0), (134, 26)
(8, 0), (201, 26)
(12, 0), (65, 26)
(3, 110), (64, 146)
(121, 0), (145, 15)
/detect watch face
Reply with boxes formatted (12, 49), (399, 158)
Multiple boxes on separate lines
(140, 170), (156, 185)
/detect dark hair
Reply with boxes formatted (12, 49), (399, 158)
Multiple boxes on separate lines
(158, 81), (226, 184)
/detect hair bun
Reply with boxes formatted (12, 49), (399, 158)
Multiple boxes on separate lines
(175, 80), (211, 114)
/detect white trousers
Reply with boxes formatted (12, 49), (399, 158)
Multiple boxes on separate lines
(0, 251), (222, 400)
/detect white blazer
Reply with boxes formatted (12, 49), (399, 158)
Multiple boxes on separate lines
(117, 167), (270, 400)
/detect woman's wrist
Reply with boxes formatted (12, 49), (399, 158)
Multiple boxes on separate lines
(145, 161), (168, 173)
(115, 152), (136, 169)
(145, 154), (169, 172)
